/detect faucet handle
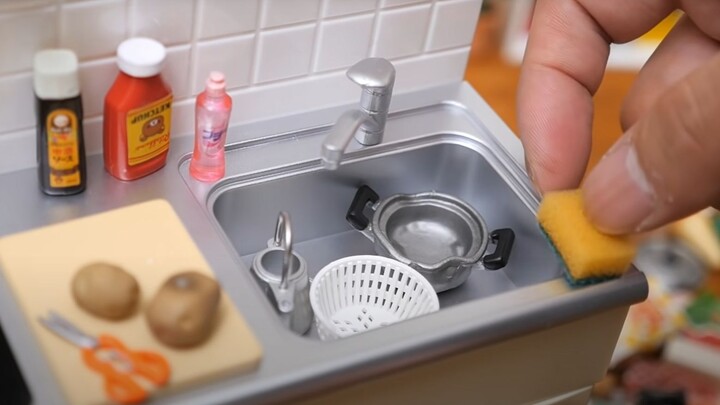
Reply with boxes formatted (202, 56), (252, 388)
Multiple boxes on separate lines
(346, 58), (395, 92)
(324, 57), (395, 155)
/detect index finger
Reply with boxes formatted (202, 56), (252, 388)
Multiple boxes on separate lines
(517, 0), (675, 192)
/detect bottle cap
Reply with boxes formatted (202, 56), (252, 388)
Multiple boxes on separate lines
(116, 38), (166, 78)
(33, 49), (80, 100)
(205, 71), (226, 96)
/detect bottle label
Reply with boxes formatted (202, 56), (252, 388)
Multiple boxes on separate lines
(202, 127), (226, 155)
(47, 109), (81, 188)
(126, 94), (172, 166)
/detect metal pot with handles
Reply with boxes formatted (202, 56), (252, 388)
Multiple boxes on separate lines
(346, 185), (515, 292)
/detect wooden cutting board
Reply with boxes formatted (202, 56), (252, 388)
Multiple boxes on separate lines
(0, 199), (262, 405)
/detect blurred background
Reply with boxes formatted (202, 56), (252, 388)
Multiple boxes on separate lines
(467, 2), (720, 404)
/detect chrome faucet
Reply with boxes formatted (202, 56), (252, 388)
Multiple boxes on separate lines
(321, 58), (396, 170)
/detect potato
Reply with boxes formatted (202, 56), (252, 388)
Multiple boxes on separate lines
(72, 262), (140, 320)
(145, 271), (220, 348)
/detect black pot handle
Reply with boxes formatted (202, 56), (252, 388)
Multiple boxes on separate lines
(482, 228), (515, 270)
(346, 185), (380, 230)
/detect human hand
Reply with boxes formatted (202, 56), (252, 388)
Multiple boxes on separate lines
(518, 0), (720, 234)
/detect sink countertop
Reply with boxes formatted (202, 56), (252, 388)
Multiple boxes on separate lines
(0, 82), (648, 405)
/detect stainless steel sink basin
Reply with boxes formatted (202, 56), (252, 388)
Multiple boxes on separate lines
(181, 102), (566, 339)
(221, 142), (561, 305)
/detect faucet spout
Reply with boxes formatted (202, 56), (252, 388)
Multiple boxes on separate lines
(321, 110), (372, 170)
(320, 58), (396, 170)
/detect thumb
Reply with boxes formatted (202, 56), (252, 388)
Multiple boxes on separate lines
(582, 53), (720, 235)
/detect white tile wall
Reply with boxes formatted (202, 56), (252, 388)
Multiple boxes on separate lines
(315, 14), (374, 72)
(1, 130), (36, 171)
(198, 0), (259, 39)
(255, 24), (316, 83)
(427, 0), (483, 51)
(194, 34), (255, 92)
(262, 0), (321, 28)
(0, 7), (57, 74)
(78, 58), (117, 116)
(60, 0), (126, 60)
(0, 0), (483, 174)
(0, 74), (35, 133)
(163, 45), (193, 98)
(373, 4), (432, 59)
(130, 0), (195, 46)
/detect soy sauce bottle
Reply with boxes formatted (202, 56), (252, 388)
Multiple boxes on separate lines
(33, 49), (86, 196)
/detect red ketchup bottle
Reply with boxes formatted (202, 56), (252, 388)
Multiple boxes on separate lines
(103, 38), (172, 181)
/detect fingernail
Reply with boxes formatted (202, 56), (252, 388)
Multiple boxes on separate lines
(582, 140), (656, 234)
(602, 134), (631, 160)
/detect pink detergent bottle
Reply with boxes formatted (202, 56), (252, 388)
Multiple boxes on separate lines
(189, 71), (232, 182)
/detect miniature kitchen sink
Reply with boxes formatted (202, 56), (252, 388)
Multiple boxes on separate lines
(181, 100), (603, 340)
(0, 83), (648, 405)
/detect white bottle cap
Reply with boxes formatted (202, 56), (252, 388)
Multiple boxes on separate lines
(33, 49), (80, 100)
(116, 37), (166, 78)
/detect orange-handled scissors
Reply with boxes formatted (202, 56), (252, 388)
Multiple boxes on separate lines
(39, 311), (170, 404)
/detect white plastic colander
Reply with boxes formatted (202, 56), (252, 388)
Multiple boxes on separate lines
(310, 255), (440, 341)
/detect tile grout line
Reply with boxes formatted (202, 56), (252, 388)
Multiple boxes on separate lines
(323, 8), (377, 22)
(188, 0), (201, 95)
(422, 0), (439, 53)
(309, 0), (328, 73)
(190, 30), (258, 47)
(368, 0), (382, 57)
(0, 70), (33, 81)
(248, 0), (266, 85)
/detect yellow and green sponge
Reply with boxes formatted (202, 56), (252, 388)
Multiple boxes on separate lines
(537, 190), (636, 287)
